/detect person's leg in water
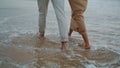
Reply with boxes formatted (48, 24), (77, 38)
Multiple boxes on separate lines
(68, 29), (90, 49)
(52, 0), (68, 50)
(37, 0), (49, 41)
(81, 32), (90, 49)
(68, 0), (90, 49)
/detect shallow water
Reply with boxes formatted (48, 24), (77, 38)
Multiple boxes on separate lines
(0, 0), (120, 68)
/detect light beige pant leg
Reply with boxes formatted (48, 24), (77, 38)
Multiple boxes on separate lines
(37, 0), (49, 34)
(69, 0), (88, 34)
(52, 0), (68, 42)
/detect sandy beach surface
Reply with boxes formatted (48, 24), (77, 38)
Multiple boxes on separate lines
(0, 0), (120, 68)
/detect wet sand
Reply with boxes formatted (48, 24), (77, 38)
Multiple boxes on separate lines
(0, 0), (120, 68)
(0, 33), (120, 68)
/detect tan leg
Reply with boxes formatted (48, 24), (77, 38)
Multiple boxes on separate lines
(68, 28), (73, 37)
(81, 32), (90, 49)
(61, 42), (68, 50)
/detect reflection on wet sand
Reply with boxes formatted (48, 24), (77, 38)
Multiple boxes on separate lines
(0, 33), (120, 68)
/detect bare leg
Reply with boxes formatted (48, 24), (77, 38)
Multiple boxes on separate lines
(68, 29), (74, 42)
(81, 32), (90, 49)
(68, 29), (73, 37)
(61, 42), (67, 50)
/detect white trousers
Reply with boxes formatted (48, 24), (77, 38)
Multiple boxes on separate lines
(37, 0), (68, 42)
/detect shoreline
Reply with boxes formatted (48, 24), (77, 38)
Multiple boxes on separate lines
(0, 0), (120, 68)
(0, 33), (120, 68)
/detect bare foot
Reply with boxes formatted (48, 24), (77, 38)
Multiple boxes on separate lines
(61, 42), (68, 50)
(85, 44), (91, 49)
